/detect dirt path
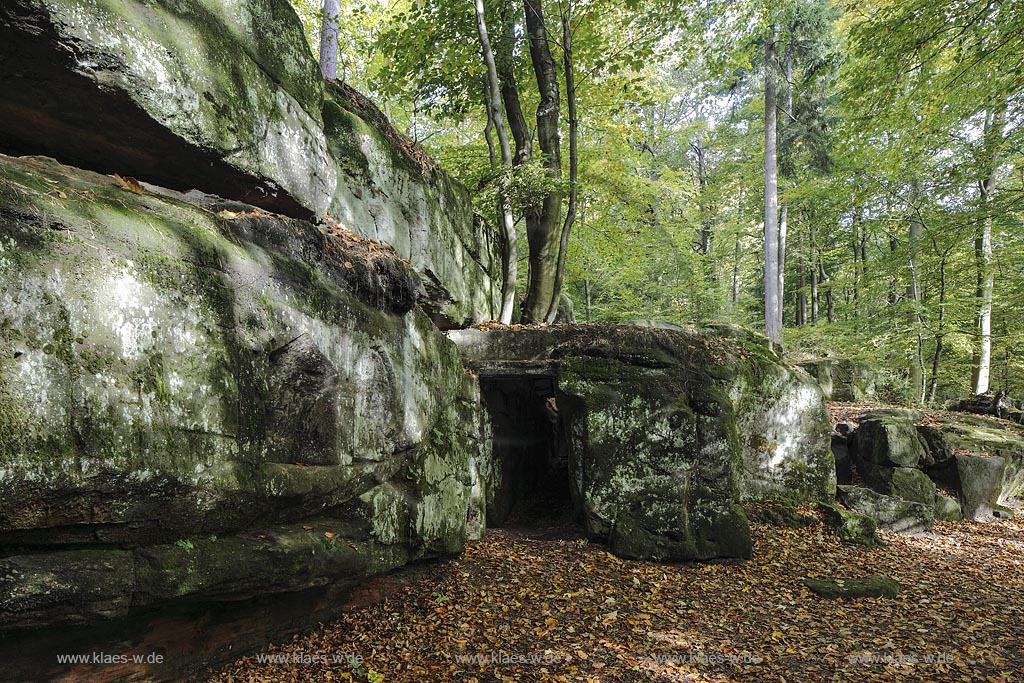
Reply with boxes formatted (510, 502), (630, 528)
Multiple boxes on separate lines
(211, 512), (1024, 683)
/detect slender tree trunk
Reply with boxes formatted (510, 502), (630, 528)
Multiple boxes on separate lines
(475, 0), (518, 323)
(927, 253), (948, 405)
(319, 0), (341, 80)
(971, 105), (1005, 394)
(851, 215), (861, 313)
(732, 234), (741, 305)
(482, 85), (496, 166)
(819, 257), (834, 323)
(797, 261), (807, 326)
(776, 42), (792, 332)
(520, 0), (563, 323)
(545, 8), (578, 323)
(888, 234), (898, 306)
(763, 25), (781, 345)
(907, 213), (924, 403)
(779, 204), (788, 326)
(584, 276), (592, 321)
(694, 136), (712, 254)
(809, 220), (819, 325)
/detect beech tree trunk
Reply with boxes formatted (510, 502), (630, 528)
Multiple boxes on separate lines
(475, 0), (518, 323)
(971, 104), (1005, 394)
(820, 257), (834, 323)
(777, 44), (791, 330)
(319, 0), (341, 80)
(810, 220), (819, 325)
(927, 252), (949, 405)
(908, 212), (925, 403)
(732, 235), (741, 305)
(544, 8), (579, 323)
(496, 8), (531, 166)
(763, 25), (781, 345)
(520, 0), (563, 323)
(694, 136), (712, 254)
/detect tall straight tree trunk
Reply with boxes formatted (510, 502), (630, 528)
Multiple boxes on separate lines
(584, 276), (592, 321)
(907, 213), (924, 403)
(819, 257), (834, 323)
(732, 235), (741, 305)
(928, 252), (949, 405)
(693, 136), (712, 254)
(797, 264), (807, 326)
(544, 8), (579, 322)
(851, 215), (861, 313)
(763, 25), (781, 345)
(776, 42), (792, 331)
(971, 104), (1005, 394)
(475, 0), (518, 323)
(809, 220), (819, 325)
(888, 234), (898, 306)
(319, 0), (341, 80)
(520, 0), (563, 323)
(779, 205), (788, 326)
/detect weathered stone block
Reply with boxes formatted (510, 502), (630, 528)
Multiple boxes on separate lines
(0, 154), (485, 629)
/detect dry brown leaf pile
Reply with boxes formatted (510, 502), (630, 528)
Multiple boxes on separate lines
(212, 512), (1024, 683)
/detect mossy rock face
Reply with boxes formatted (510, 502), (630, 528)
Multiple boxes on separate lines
(1, 0), (334, 218)
(955, 455), (1008, 521)
(452, 324), (834, 561)
(0, 519), (414, 629)
(747, 500), (817, 528)
(917, 416), (1024, 521)
(837, 485), (933, 534)
(819, 502), (881, 546)
(934, 493), (963, 522)
(855, 414), (929, 469)
(322, 84), (502, 327)
(876, 467), (937, 506)
(1, 2), (501, 324)
(802, 575), (902, 599)
(797, 359), (881, 401)
(0, 154), (486, 629)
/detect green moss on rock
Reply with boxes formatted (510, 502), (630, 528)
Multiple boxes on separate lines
(802, 575), (902, 599)
(819, 502), (881, 546)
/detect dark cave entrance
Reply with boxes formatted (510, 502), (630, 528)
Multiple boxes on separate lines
(479, 375), (580, 537)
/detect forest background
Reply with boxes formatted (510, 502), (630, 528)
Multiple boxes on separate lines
(288, 0), (1024, 406)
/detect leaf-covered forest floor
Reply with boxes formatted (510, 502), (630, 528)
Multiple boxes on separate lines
(212, 505), (1024, 683)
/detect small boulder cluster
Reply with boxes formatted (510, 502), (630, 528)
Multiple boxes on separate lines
(825, 407), (1024, 543)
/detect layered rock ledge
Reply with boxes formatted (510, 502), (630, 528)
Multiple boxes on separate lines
(0, 0), (500, 325)
(0, 154), (488, 632)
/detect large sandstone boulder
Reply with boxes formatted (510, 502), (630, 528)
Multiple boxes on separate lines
(854, 411), (929, 469)
(450, 324), (834, 562)
(0, 154), (486, 629)
(0, 1), (501, 325)
(917, 415), (1024, 520)
(954, 455), (1015, 521)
